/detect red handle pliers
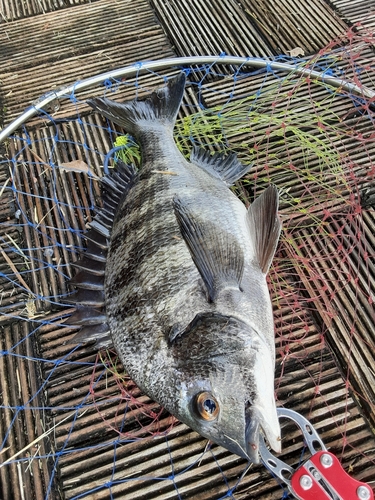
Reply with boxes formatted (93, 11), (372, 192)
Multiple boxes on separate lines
(259, 408), (374, 500)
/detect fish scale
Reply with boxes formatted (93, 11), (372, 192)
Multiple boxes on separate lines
(69, 72), (282, 463)
(106, 164), (205, 333)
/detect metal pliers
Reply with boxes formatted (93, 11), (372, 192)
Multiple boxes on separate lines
(259, 408), (374, 500)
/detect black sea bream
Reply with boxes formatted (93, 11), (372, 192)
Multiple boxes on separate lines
(69, 73), (282, 463)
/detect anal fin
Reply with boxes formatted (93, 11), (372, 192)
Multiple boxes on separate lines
(173, 196), (244, 303)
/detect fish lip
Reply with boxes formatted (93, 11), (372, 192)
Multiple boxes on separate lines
(245, 405), (281, 463)
(245, 409), (261, 464)
(214, 412), (268, 464)
(219, 431), (256, 462)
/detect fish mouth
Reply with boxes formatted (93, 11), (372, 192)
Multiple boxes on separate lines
(217, 403), (281, 464)
(245, 405), (281, 463)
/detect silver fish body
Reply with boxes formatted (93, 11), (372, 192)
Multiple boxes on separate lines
(71, 73), (282, 462)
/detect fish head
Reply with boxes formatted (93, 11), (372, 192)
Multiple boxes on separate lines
(172, 314), (281, 463)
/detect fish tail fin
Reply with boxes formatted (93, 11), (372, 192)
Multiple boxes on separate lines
(87, 73), (186, 135)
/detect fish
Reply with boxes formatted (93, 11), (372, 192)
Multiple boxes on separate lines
(68, 72), (282, 463)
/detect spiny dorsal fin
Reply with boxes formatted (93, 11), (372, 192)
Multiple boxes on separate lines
(173, 196), (244, 303)
(68, 288), (105, 307)
(65, 306), (107, 326)
(68, 323), (112, 349)
(87, 73), (186, 135)
(68, 159), (136, 348)
(190, 147), (253, 185)
(82, 229), (108, 250)
(70, 270), (104, 290)
(246, 185), (281, 274)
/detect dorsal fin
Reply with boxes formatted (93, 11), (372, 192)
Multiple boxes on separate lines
(173, 196), (244, 303)
(70, 271), (104, 290)
(67, 323), (112, 349)
(190, 147), (253, 185)
(68, 159), (137, 348)
(65, 306), (107, 325)
(246, 185), (281, 274)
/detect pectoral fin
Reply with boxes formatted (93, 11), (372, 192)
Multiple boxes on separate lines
(190, 147), (252, 185)
(246, 185), (281, 274)
(173, 196), (244, 302)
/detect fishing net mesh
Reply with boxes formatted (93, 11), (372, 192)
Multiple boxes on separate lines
(0, 23), (374, 499)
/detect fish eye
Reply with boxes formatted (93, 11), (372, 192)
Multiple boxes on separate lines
(194, 392), (220, 421)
